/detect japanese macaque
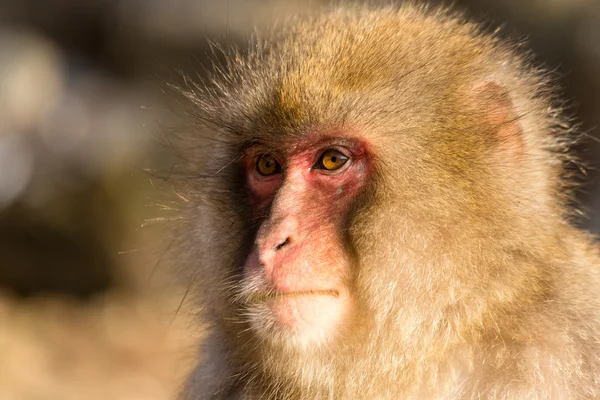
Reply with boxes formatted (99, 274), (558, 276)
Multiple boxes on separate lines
(169, 4), (600, 399)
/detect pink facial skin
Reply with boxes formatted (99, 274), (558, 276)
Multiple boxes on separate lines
(242, 135), (372, 338)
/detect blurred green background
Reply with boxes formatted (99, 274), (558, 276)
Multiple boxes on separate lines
(0, 0), (599, 399)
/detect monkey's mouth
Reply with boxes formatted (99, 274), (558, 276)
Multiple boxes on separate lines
(245, 288), (348, 336)
(247, 289), (339, 304)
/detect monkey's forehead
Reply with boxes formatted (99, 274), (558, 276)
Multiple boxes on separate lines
(198, 6), (532, 140)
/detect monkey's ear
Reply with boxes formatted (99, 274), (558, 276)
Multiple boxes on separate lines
(471, 81), (524, 155)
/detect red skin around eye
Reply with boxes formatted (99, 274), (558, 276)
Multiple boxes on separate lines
(244, 138), (372, 214)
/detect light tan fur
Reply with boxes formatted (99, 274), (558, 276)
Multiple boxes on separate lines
(168, 4), (600, 399)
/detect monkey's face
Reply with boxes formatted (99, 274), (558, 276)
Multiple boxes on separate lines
(237, 134), (372, 347)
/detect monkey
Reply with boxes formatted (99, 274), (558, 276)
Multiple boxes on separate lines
(167, 4), (600, 399)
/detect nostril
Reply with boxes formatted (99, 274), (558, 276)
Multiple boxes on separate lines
(274, 237), (290, 251)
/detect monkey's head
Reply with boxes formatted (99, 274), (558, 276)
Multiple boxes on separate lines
(173, 6), (572, 384)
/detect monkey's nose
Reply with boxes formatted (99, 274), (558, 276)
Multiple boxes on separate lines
(259, 217), (298, 254)
(257, 235), (291, 280)
(274, 237), (290, 251)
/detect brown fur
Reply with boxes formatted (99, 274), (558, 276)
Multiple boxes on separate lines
(168, 4), (600, 399)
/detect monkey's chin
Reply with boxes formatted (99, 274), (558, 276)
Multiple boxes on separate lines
(250, 290), (348, 347)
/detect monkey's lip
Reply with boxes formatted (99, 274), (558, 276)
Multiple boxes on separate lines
(247, 289), (340, 303)
(247, 289), (348, 334)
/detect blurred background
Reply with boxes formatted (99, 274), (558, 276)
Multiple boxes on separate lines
(0, 0), (599, 398)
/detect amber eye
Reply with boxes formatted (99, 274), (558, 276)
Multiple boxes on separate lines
(256, 154), (281, 176)
(317, 149), (349, 171)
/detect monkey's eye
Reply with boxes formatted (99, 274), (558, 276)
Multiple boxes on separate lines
(256, 154), (281, 176)
(316, 149), (349, 171)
